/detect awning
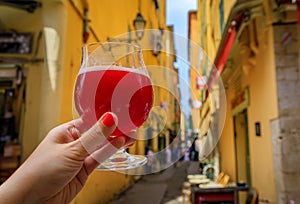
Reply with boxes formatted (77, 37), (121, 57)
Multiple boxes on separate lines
(205, 14), (244, 99)
(206, 24), (236, 93)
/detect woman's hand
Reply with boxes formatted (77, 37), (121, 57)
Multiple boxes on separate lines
(0, 112), (134, 204)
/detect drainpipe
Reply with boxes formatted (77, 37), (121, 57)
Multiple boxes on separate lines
(206, 20), (238, 93)
(82, 0), (90, 43)
(68, 0), (100, 42)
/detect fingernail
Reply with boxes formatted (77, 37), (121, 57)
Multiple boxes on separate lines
(102, 113), (115, 127)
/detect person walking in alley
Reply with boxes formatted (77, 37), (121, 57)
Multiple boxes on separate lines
(0, 112), (135, 204)
(165, 147), (172, 164)
(146, 146), (156, 172)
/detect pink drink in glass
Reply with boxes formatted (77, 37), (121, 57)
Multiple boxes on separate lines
(74, 66), (153, 136)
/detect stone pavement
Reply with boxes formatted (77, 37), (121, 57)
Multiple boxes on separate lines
(110, 161), (200, 204)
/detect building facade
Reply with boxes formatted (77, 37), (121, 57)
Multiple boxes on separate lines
(191, 0), (300, 203)
(0, 0), (179, 203)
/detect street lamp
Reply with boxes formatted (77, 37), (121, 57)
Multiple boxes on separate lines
(133, 13), (146, 40)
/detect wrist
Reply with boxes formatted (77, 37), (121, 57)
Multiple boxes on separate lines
(0, 166), (41, 204)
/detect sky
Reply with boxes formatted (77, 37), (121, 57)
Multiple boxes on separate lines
(166, 0), (197, 116)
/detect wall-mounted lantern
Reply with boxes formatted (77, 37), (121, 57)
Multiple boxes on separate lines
(133, 13), (146, 40)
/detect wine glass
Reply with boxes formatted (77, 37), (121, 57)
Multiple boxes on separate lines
(73, 41), (153, 170)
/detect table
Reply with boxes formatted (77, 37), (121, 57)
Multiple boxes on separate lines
(191, 184), (249, 204)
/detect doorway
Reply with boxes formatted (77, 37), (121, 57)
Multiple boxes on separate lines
(233, 109), (251, 202)
(0, 66), (25, 183)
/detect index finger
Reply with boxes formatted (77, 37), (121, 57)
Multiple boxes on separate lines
(79, 112), (118, 154)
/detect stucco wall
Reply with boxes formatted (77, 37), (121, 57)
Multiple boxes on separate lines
(220, 24), (278, 203)
(0, 0), (168, 203)
(246, 25), (277, 203)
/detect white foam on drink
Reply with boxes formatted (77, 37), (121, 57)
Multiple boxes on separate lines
(79, 65), (149, 78)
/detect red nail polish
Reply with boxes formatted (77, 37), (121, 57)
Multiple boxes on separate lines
(102, 113), (115, 127)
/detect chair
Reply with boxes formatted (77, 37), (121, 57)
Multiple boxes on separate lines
(246, 188), (259, 204)
(215, 172), (225, 183)
(215, 172), (230, 186)
(221, 174), (230, 186)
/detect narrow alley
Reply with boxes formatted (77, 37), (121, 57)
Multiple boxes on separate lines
(110, 161), (200, 204)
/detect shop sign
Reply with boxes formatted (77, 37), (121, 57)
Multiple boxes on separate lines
(196, 76), (207, 90)
(281, 31), (292, 45)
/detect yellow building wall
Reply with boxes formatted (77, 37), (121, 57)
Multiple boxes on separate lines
(218, 89), (237, 180)
(61, 0), (167, 121)
(0, 1), (67, 160)
(1, 0), (172, 202)
(60, 1), (83, 123)
(189, 11), (201, 131)
(190, 66), (201, 131)
(196, 0), (277, 201)
(197, 0), (236, 69)
(246, 26), (277, 201)
(195, 0), (237, 172)
(71, 171), (131, 204)
(195, 0), (236, 132)
(220, 26), (277, 202)
(61, 1), (169, 203)
(223, 0), (236, 22)
(165, 26), (178, 133)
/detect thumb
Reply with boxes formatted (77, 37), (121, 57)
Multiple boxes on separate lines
(78, 112), (118, 156)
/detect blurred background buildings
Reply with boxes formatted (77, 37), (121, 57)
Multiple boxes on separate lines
(0, 0), (300, 204)
(0, 0), (181, 203)
(189, 0), (300, 203)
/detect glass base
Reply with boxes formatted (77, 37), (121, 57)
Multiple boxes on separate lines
(96, 148), (147, 170)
